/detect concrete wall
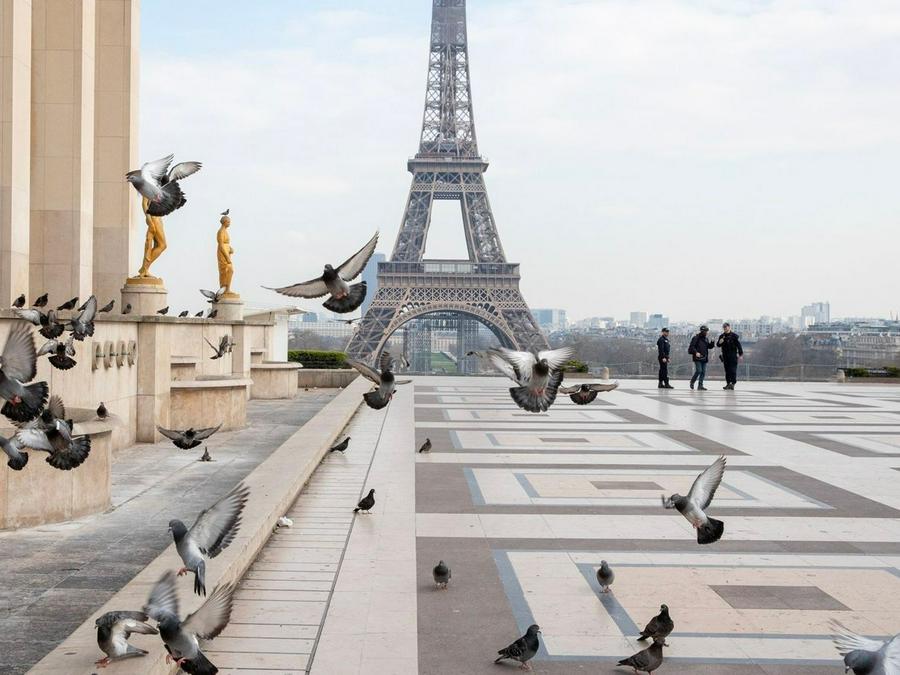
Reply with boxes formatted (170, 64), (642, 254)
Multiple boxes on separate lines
(298, 369), (359, 389)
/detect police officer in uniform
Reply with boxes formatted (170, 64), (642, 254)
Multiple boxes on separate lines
(716, 322), (744, 390)
(657, 328), (673, 388)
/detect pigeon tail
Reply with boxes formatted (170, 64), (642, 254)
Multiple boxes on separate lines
(45, 435), (91, 470)
(175, 652), (218, 675)
(353, 507), (361, 513)
(6, 450), (28, 471)
(1, 381), (49, 423)
(48, 353), (77, 370)
(194, 560), (207, 596)
(146, 181), (186, 217)
(175, 438), (202, 450)
(697, 517), (725, 545)
(362, 390), (390, 410)
(322, 281), (367, 314)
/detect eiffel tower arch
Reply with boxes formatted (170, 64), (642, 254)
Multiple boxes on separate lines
(347, 0), (548, 364)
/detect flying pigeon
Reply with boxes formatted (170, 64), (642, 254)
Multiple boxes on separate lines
(338, 317), (361, 324)
(559, 381), (619, 405)
(168, 482), (249, 596)
(199, 447), (212, 462)
(200, 287), (227, 304)
(596, 560), (614, 593)
(0, 322), (49, 423)
(347, 351), (411, 410)
(831, 621), (900, 675)
(220, 209), (229, 216)
(178, 310), (189, 318)
(57, 296), (78, 311)
(15, 308), (65, 339)
(157, 424), (222, 450)
(67, 295), (97, 341)
(37, 335), (77, 370)
(12, 294), (25, 308)
(354, 488), (375, 513)
(32, 293), (48, 308)
(204, 335), (229, 360)
(207, 309), (218, 319)
(418, 438), (431, 453)
(94, 610), (158, 667)
(487, 346), (574, 413)
(264, 231), (379, 313)
(194, 311), (204, 318)
(122, 303), (132, 315)
(126, 154), (202, 217)
(433, 560), (451, 589)
(329, 437), (350, 453)
(637, 604), (674, 646)
(662, 456), (727, 545)
(494, 624), (541, 670)
(1, 433), (28, 471)
(157, 306), (169, 315)
(99, 299), (115, 313)
(14, 396), (91, 470)
(97, 402), (108, 420)
(617, 639), (664, 674)
(142, 570), (234, 672)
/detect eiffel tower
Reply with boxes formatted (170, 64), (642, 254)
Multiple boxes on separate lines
(347, 0), (548, 364)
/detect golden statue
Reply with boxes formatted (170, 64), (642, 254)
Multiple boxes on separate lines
(217, 212), (238, 297)
(134, 197), (166, 280)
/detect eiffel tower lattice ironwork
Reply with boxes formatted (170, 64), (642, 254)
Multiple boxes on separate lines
(346, 0), (548, 363)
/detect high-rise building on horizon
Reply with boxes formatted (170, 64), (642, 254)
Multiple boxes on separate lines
(532, 308), (567, 333)
(802, 302), (830, 326)
(630, 311), (647, 327)
(647, 313), (669, 330)
(360, 252), (386, 317)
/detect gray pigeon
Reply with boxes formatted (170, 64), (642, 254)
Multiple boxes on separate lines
(617, 639), (664, 674)
(37, 334), (77, 370)
(0, 322), (49, 423)
(122, 303), (132, 315)
(596, 560), (614, 593)
(178, 310), (189, 318)
(143, 570), (234, 674)
(126, 154), (202, 217)
(194, 311), (204, 317)
(200, 286), (227, 304)
(97, 402), (108, 419)
(67, 295), (97, 341)
(661, 456), (726, 545)
(32, 293), (48, 308)
(157, 423), (222, 450)
(329, 436), (350, 453)
(1, 433), (28, 470)
(199, 447), (212, 462)
(157, 306), (169, 315)
(220, 208), (229, 216)
(264, 231), (379, 313)
(207, 309), (218, 319)
(487, 346), (574, 413)
(15, 307), (64, 339)
(168, 482), (249, 596)
(347, 351), (411, 410)
(418, 438), (431, 453)
(12, 294), (25, 308)
(494, 624), (541, 669)
(99, 299), (115, 313)
(354, 488), (375, 513)
(14, 396), (91, 470)
(204, 335), (229, 360)
(638, 605), (674, 646)
(559, 381), (619, 405)
(832, 621), (900, 674)
(94, 610), (158, 667)
(57, 296), (78, 311)
(433, 560), (451, 589)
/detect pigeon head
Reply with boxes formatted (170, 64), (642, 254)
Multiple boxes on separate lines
(368, 488), (375, 496)
(125, 170), (141, 184)
(526, 624), (541, 635)
(844, 650), (875, 674)
(534, 359), (550, 377)
(322, 264), (338, 281)
(600, 560), (609, 569)
(660, 604), (669, 614)
(168, 519), (188, 541)
(580, 384), (590, 392)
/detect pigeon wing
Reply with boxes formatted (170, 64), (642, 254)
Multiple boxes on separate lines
(1, 322), (38, 382)
(486, 349), (524, 383)
(167, 161), (202, 182)
(346, 359), (382, 385)
(263, 277), (329, 299)
(378, 351), (394, 373)
(189, 483), (250, 558)
(883, 635), (900, 675)
(831, 621), (886, 655)
(204, 337), (219, 354)
(183, 582), (235, 641)
(46, 394), (65, 421)
(192, 423), (222, 441)
(493, 348), (536, 382)
(200, 289), (216, 300)
(143, 570), (180, 621)
(558, 385), (581, 394)
(687, 456), (726, 511)
(537, 346), (575, 371)
(36, 340), (57, 357)
(335, 231), (379, 281)
(156, 426), (185, 442)
(13, 309), (42, 325)
(589, 381), (619, 392)
(76, 295), (97, 325)
(102, 611), (157, 639)
(141, 154), (174, 183)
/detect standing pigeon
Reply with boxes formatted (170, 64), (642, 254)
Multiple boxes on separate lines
(494, 624), (541, 670)
(487, 346), (574, 413)
(1, 433), (28, 470)
(596, 560), (614, 593)
(559, 381), (619, 405)
(99, 299), (115, 313)
(831, 621), (900, 674)
(15, 308), (65, 339)
(94, 610), (158, 667)
(67, 295), (97, 340)
(122, 303), (132, 315)
(199, 447), (212, 462)
(418, 438), (431, 453)
(329, 437), (350, 453)
(207, 309), (218, 319)
(12, 294), (25, 308)
(37, 335), (77, 370)
(433, 560), (451, 589)
(32, 293), (48, 308)
(97, 402), (108, 420)
(126, 154), (202, 217)
(354, 488), (375, 513)
(637, 605), (674, 646)
(347, 351), (411, 410)
(200, 287), (227, 304)
(662, 456), (727, 545)
(204, 335), (229, 360)
(194, 311), (204, 318)
(220, 209), (229, 216)
(157, 424), (222, 450)
(178, 310), (189, 318)
(142, 570), (234, 673)
(57, 296), (78, 311)
(264, 231), (379, 313)
(157, 306), (169, 315)
(168, 482), (250, 596)
(0, 322), (49, 423)
(617, 639), (664, 674)
(14, 396), (91, 470)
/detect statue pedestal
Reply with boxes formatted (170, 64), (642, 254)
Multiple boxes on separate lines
(216, 294), (243, 321)
(121, 277), (168, 316)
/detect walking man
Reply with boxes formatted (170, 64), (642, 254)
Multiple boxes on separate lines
(716, 322), (743, 390)
(688, 325), (714, 390)
(657, 328), (673, 389)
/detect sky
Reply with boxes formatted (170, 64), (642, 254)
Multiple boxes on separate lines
(140, 0), (900, 323)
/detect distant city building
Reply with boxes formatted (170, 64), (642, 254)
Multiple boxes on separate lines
(801, 301), (830, 326)
(647, 314), (669, 330)
(806, 319), (900, 364)
(532, 308), (567, 332)
(360, 252), (386, 316)
(629, 311), (647, 328)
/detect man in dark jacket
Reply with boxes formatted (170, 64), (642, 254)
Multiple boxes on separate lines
(657, 328), (673, 389)
(716, 322), (744, 390)
(688, 325), (714, 390)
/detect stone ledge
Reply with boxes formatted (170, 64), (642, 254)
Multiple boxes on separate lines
(27, 377), (369, 675)
(169, 377), (253, 389)
(251, 361), (302, 370)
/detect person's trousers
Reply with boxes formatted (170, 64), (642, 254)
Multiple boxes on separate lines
(658, 358), (669, 384)
(690, 361), (707, 386)
(724, 358), (738, 385)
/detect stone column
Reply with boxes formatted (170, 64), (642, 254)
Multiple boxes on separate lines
(92, 0), (138, 304)
(0, 0), (32, 306)
(136, 320), (170, 442)
(29, 0), (95, 304)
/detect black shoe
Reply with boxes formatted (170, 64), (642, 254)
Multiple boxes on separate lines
(665, 384), (674, 389)
(658, 383), (665, 389)
(690, 381), (695, 390)
(723, 384), (734, 390)
(698, 386), (708, 391)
